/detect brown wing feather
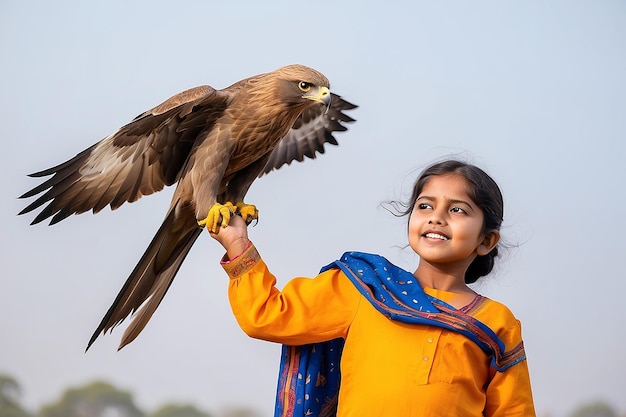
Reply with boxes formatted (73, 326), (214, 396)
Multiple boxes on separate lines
(86, 204), (201, 351)
(18, 86), (226, 225)
(259, 93), (357, 176)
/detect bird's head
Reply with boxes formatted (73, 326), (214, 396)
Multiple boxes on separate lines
(272, 64), (332, 112)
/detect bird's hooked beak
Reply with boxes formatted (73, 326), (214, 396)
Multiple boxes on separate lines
(303, 86), (331, 113)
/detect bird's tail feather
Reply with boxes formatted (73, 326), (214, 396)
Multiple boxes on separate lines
(86, 207), (201, 351)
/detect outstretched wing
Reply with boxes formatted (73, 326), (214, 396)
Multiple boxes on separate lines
(259, 93), (357, 176)
(19, 86), (228, 225)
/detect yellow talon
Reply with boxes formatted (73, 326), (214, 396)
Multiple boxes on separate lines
(235, 202), (259, 225)
(198, 202), (237, 233)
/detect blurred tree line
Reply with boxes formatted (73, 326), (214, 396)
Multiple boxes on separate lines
(2, 373), (624, 417)
(0, 374), (263, 417)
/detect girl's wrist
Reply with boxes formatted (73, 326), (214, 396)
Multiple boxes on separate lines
(225, 237), (252, 261)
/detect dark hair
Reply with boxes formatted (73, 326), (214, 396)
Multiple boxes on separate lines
(401, 160), (504, 283)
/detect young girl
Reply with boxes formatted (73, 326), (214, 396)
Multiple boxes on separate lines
(210, 160), (536, 417)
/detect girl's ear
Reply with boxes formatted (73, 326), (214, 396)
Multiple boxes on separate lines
(477, 230), (500, 256)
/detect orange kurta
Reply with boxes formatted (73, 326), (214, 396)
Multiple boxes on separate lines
(222, 244), (536, 417)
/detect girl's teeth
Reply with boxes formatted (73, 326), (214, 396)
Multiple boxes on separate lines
(426, 233), (447, 240)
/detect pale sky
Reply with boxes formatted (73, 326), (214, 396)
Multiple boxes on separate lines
(1, 1), (625, 416)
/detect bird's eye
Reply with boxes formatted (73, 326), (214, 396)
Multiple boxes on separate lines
(298, 82), (312, 92)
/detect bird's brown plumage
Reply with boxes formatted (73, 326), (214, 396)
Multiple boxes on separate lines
(19, 64), (357, 350)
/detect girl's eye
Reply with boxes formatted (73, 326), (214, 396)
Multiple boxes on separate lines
(298, 82), (312, 92)
(418, 203), (432, 210)
(450, 206), (467, 214)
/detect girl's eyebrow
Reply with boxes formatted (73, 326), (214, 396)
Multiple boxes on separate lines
(449, 198), (476, 212)
(417, 195), (476, 212)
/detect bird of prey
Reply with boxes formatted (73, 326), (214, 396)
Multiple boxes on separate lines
(19, 64), (357, 350)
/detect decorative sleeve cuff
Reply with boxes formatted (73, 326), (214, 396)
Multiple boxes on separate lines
(220, 241), (261, 278)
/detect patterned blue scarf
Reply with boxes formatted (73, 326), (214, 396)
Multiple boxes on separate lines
(273, 251), (525, 417)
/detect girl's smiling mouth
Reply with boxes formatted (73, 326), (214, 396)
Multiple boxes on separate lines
(423, 231), (449, 241)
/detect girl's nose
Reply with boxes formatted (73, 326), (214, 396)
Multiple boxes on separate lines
(428, 211), (445, 225)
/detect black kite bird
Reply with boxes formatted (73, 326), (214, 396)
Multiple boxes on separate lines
(18, 64), (357, 350)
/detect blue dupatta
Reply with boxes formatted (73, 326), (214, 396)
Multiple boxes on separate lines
(273, 251), (526, 417)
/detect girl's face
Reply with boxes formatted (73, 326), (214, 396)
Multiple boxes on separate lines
(408, 174), (495, 269)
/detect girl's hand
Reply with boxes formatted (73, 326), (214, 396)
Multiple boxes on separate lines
(208, 213), (251, 260)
